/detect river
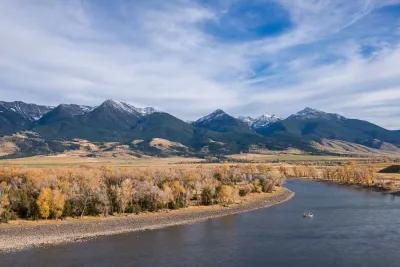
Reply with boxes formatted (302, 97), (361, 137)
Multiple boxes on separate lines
(2, 180), (400, 267)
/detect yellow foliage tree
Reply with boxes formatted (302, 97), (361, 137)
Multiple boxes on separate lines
(51, 189), (65, 219)
(216, 185), (235, 204)
(0, 182), (10, 221)
(119, 179), (134, 213)
(37, 187), (65, 219)
(37, 187), (52, 219)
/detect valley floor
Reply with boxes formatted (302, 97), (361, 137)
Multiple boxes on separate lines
(0, 187), (294, 252)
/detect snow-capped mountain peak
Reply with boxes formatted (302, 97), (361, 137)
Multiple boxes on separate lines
(238, 114), (280, 128)
(296, 107), (324, 117)
(196, 109), (227, 123)
(101, 99), (139, 114)
(100, 99), (156, 116)
(292, 107), (344, 120)
(252, 114), (280, 128)
(237, 116), (254, 126)
(0, 101), (53, 121)
(78, 105), (94, 113)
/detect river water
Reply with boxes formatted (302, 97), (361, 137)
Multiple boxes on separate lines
(2, 180), (400, 267)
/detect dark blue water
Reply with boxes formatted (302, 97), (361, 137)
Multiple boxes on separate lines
(2, 180), (400, 267)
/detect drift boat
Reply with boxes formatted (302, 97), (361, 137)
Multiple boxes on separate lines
(303, 211), (314, 218)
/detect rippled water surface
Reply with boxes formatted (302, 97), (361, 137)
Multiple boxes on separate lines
(2, 180), (400, 267)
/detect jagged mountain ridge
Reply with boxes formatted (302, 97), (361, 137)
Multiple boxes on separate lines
(0, 101), (53, 135)
(193, 109), (253, 133)
(33, 100), (158, 142)
(0, 101), (53, 121)
(238, 114), (281, 128)
(0, 100), (399, 157)
(37, 104), (91, 124)
(256, 107), (400, 149)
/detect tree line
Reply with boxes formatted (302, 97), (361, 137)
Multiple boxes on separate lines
(279, 162), (375, 186)
(0, 164), (284, 222)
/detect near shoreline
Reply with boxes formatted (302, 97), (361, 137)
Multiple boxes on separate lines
(0, 187), (294, 253)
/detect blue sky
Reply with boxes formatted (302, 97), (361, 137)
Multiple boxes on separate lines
(0, 0), (400, 128)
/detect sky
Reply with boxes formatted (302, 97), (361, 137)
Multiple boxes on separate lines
(0, 0), (400, 129)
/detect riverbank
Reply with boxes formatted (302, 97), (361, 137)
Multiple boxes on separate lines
(293, 176), (400, 194)
(0, 187), (294, 252)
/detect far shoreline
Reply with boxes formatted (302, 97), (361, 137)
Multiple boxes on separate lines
(0, 187), (294, 253)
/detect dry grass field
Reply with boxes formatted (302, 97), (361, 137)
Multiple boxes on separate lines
(229, 152), (400, 163)
(1, 152), (399, 179)
(228, 153), (359, 162)
(0, 155), (203, 169)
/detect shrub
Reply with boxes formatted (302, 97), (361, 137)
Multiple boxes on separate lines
(9, 187), (38, 219)
(216, 185), (236, 204)
(259, 177), (274, 193)
(0, 184), (12, 222)
(170, 180), (187, 209)
(238, 184), (252, 196)
(201, 187), (214, 205)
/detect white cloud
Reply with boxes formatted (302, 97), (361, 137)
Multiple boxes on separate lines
(0, 0), (399, 128)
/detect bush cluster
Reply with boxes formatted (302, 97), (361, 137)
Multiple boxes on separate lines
(279, 163), (375, 185)
(0, 164), (283, 222)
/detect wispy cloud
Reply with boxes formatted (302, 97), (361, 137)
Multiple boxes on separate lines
(0, 0), (399, 128)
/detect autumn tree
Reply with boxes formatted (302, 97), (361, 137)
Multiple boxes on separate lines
(51, 189), (65, 219)
(36, 187), (52, 219)
(0, 182), (11, 222)
(118, 179), (134, 213)
(216, 185), (236, 205)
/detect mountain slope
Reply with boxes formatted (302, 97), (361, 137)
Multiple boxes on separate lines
(83, 100), (141, 131)
(0, 101), (52, 135)
(0, 131), (80, 159)
(37, 104), (91, 125)
(130, 112), (195, 145)
(34, 100), (143, 141)
(192, 110), (269, 153)
(193, 109), (254, 133)
(34, 100), (193, 145)
(0, 101), (52, 121)
(257, 108), (400, 149)
(1, 99), (399, 156)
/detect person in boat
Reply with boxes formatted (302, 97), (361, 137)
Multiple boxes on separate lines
(303, 211), (314, 218)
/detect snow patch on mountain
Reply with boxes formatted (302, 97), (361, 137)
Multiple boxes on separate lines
(195, 109), (227, 124)
(291, 107), (344, 120)
(237, 116), (254, 126)
(101, 100), (156, 116)
(238, 114), (280, 128)
(136, 107), (157, 116)
(0, 101), (53, 121)
(79, 105), (94, 113)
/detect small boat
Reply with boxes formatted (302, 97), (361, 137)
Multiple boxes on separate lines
(303, 211), (314, 218)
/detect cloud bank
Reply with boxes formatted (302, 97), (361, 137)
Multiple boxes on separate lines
(0, 0), (399, 128)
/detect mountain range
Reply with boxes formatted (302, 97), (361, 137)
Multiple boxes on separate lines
(1, 99), (399, 158)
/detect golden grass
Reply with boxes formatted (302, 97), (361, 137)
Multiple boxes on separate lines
(228, 153), (369, 162)
(0, 155), (203, 169)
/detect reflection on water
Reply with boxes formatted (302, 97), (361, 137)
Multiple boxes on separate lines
(2, 180), (400, 267)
